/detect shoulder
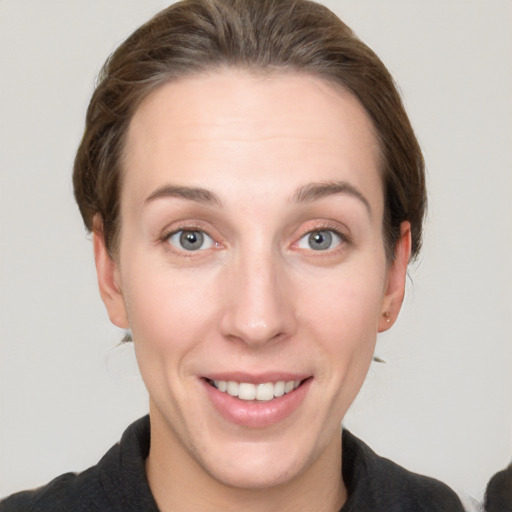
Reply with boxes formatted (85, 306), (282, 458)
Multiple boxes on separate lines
(0, 467), (106, 512)
(342, 430), (465, 512)
(0, 416), (155, 512)
(485, 462), (512, 512)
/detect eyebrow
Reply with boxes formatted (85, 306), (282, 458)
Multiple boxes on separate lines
(292, 180), (372, 215)
(144, 185), (222, 207)
(144, 180), (371, 214)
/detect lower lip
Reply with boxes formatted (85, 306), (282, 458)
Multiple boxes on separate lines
(202, 378), (312, 428)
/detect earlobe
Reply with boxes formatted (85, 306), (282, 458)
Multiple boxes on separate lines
(378, 221), (412, 333)
(92, 217), (129, 329)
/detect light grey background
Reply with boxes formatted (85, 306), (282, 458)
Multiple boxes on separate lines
(1, 1), (511, 509)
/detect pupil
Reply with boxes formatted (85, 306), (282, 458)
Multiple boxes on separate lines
(180, 231), (203, 250)
(309, 230), (332, 251)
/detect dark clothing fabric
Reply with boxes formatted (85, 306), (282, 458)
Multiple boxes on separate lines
(484, 463), (512, 512)
(339, 430), (464, 511)
(1, 417), (159, 512)
(1, 416), (465, 511)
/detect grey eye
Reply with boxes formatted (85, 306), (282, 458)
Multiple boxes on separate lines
(298, 230), (342, 251)
(168, 230), (214, 251)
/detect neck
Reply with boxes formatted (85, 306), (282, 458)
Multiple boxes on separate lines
(145, 407), (346, 512)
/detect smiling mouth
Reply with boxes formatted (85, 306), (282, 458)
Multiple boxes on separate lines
(207, 379), (305, 401)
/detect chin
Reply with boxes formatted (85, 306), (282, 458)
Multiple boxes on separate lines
(193, 435), (318, 491)
(205, 455), (303, 490)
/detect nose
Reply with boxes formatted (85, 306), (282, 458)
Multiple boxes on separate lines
(219, 246), (297, 347)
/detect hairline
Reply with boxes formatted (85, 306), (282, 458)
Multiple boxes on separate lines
(108, 65), (389, 260)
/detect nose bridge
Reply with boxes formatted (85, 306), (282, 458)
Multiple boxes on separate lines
(220, 238), (295, 346)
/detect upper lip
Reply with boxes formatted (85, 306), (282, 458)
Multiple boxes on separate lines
(202, 372), (311, 384)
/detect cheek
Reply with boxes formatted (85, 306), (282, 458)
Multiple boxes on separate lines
(300, 266), (385, 335)
(120, 260), (220, 354)
(296, 262), (386, 380)
(120, 264), (222, 409)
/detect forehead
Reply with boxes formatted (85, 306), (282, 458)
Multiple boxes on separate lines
(122, 69), (382, 212)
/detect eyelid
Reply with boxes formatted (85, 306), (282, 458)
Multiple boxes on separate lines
(296, 229), (343, 251)
(166, 229), (216, 251)
(291, 220), (351, 253)
(160, 220), (223, 255)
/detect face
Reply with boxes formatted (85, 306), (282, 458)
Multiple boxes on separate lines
(95, 69), (410, 492)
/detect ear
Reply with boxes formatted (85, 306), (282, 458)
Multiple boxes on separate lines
(378, 221), (412, 333)
(92, 216), (129, 329)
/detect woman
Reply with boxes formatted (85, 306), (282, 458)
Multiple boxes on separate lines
(0, 0), (467, 510)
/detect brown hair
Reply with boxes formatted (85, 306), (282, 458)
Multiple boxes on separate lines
(73, 0), (426, 261)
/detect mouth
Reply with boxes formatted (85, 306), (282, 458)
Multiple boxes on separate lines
(206, 378), (304, 402)
(203, 375), (312, 427)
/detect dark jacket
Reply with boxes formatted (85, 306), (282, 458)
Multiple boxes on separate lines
(0, 416), (465, 511)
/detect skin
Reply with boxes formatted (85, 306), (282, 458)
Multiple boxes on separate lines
(94, 69), (411, 512)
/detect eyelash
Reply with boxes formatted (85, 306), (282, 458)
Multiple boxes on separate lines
(294, 224), (349, 254)
(161, 222), (221, 256)
(160, 222), (349, 256)
(166, 229), (216, 252)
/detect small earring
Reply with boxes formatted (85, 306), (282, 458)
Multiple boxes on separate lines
(383, 312), (391, 323)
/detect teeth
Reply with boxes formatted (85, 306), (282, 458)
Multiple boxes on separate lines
(274, 381), (285, 397)
(256, 382), (274, 401)
(227, 381), (239, 397)
(238, 382), (256, 400)
(212, 379), (301, 401)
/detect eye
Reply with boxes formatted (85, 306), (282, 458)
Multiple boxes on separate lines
(297, 230), (343, 251)
(167, 230), (215, 252)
